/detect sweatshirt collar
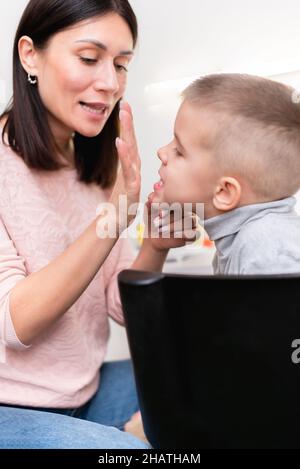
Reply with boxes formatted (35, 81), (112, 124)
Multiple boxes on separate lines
(204, 197), (297, 242)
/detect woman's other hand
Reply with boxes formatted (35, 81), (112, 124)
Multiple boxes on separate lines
(143, 192), (200, 252)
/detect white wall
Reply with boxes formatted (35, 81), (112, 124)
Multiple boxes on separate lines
(0, 1), (28, 105)
(1, 1), (300, 360)
(127, 0), (300, 201)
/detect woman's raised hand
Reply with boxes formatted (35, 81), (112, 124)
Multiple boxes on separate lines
(109, 102), (141, 233)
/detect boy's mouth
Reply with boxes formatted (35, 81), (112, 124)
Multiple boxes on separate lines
(153, 177), (164, 192)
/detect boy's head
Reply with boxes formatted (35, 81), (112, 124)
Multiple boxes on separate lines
(153, 73), (300, 218)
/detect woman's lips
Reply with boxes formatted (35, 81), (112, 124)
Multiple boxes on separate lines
(79, 102), (109, 119)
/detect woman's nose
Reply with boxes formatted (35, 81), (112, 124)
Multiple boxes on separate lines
(157, 147), (168, 165)
(94, 60), (120, 94)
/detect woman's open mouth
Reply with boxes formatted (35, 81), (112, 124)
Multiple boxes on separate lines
(79, 102), (109, 118)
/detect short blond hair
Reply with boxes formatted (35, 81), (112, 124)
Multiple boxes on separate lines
(182, 73), (300, 199)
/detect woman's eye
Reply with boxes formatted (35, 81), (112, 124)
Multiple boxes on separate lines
(80, 57), (97, 65)
(115, 64), (128, 73)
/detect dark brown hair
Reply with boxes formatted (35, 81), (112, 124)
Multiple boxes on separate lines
(1, 0), (138, 188)
(183, 74), (300, 199)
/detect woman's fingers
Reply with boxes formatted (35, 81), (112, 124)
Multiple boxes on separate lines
(116, 138), (141, 202)
(115, 138), (132, 182)
(119, 102), (141, 170)
(155, 213), (199, 232)
(154, 220), (198, 241)
(120, 101), (133, 122)
(145, 200), (200, 236)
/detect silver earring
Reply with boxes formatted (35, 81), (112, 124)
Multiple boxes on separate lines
(28, 73), (37, 85)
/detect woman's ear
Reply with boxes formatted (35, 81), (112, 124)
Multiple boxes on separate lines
(212, 176), (242, 212)
(18, 35), (39, 76)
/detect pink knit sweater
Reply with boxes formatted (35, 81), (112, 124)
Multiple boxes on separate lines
(0, 138), (134, 408)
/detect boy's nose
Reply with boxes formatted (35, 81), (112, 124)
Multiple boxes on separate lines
(157, 147), (168, 165)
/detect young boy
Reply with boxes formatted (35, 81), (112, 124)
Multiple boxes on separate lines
(151, 73), (300, 275)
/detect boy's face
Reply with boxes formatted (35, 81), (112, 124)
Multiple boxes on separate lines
(152, 100), (221, 217)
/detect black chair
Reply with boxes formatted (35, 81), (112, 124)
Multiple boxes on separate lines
(118, 269), (300, 449)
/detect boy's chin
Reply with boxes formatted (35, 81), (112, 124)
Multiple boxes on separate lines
(150, 191), (165, 204)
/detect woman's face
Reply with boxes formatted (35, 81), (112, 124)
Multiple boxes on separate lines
(33, 13), (134, 141)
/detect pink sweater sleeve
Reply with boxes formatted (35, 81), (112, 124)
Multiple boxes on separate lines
(102, 236), (135, 325)
(0, 216), (30, 352)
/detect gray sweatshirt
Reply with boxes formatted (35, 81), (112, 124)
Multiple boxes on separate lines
(204, 197), (300, 275)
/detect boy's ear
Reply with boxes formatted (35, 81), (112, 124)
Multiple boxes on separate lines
(212, 176), (242, 212)
(18, 36), (39, 76)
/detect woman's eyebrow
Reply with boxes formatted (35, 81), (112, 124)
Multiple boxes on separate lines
(75, 39), (134, 56)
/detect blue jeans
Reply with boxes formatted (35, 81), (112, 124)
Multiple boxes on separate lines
(0, 360), (150, 449)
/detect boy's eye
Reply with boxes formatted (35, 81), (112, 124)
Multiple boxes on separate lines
(80, 57), (97, 65)
(173, 147), (183, 157)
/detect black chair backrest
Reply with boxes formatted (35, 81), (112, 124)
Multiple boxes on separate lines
(118, 269), (300, 449)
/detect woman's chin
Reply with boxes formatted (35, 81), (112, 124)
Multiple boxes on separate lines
(75, 123), (106, 138)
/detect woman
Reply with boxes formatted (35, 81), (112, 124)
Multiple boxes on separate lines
(0, 0), (196, 448)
